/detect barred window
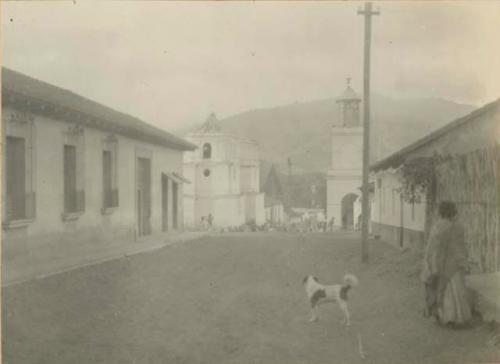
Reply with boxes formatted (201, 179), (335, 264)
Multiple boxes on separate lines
(62, 124), (85, 217)
(102, 136), (119, 210)
(6, 136), (26, 220)
(4, 111), (36, 224)
(64, 144), (84, 213)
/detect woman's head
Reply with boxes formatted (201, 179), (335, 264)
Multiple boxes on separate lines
(438, 201), (458, 220)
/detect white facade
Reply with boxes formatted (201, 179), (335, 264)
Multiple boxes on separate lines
(326, 81), (363, 229)
(370, 169), (427, 247)
(370, 99), (500, 250)
(2, 68), (194, 276)
(183, 114), (265, 228)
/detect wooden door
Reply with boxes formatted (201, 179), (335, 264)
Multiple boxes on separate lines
(172, 181), (178, 229)
(162, 174), (169, 232)
(137, 157), (151, 236)
(63, 144), (77, 213)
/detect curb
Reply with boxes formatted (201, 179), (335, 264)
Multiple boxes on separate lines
(2, 233), (207, 288)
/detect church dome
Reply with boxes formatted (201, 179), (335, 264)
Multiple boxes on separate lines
(336, 78), (362, 102)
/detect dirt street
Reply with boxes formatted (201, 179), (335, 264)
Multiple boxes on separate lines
(3, 232), (499, 364)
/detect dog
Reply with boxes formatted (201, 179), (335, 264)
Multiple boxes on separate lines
(302, 274), (359, 326)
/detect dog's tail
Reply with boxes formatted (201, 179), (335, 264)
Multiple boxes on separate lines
(343, 274), (359, 288)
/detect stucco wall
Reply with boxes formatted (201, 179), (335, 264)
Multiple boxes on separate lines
(371, 170), (426, 232)
(326, 174), (361, 225)
(372, 221), (426, 250)
(327, 125), (363, 226)
(3, 106), (185, 262)
(183, 130), (262, 228)
(370, 102), (500, 250)
(330, 126), (363, 170)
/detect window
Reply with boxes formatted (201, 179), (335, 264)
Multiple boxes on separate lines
(203, 143), (212, 159)
(4, 110), (36, 225)
(64, 145), (80, 213)
(6, 136), (26, 220)
(102, 151), (118, 209)
(102, 135), (119, 211)
(62, 124), (85, 218)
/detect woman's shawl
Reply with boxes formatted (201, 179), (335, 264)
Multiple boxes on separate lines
(422, 218), (468, 310)
(422, 218), (468, 283)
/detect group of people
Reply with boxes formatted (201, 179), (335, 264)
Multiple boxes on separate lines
(421, 200), (476, 328)
(200, 214), (214, 230)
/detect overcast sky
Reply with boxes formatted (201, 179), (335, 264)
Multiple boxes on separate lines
(2, 1), (499, 131)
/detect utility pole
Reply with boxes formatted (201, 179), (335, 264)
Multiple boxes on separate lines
(358, 2), (379, 263)
(287, 157), (292, 208)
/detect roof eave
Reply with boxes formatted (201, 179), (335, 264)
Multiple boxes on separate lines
(370, 98), (500, 173)
(2, 86), (197, 152)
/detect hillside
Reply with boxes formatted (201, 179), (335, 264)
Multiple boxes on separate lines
(207, 95), (475, 173)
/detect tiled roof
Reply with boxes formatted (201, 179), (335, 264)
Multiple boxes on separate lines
(2, 68), (196, 151)
(370, 98), (500, 172)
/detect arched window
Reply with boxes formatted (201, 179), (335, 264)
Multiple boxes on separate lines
(202, 143), (212, 159)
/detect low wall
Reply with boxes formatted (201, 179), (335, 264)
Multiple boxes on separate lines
(372, 221), (425, 251)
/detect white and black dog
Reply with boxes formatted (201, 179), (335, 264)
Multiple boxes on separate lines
(302, 274), (359, 326)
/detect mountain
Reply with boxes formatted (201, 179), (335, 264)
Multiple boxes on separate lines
(200, 95), (475, 173)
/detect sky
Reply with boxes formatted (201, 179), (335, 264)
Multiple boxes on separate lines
(2, 1), (499, 132)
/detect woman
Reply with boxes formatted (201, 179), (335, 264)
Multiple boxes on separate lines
(421, 201), (472, 326)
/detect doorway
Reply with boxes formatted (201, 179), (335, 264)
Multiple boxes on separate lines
(137, 157), (151, 236)
(162, 174), (169, 232)
(341, 193), (358, 230)
(172, 181), (178, 229)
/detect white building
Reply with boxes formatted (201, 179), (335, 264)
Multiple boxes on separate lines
(2, 68), (195, 283)
(370, 100), (500, 323)
(326, 80), (363, 229)
(370, 168), (427, 248)
(183, 113), (265, 228)
(370, 99), (500, 254)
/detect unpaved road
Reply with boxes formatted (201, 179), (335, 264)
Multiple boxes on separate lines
(3, 232), (499, 364)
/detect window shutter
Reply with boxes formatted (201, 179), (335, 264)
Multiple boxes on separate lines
(112, 188), (119, 208)
(25, 191), (36, 219)
(76, 190), (85, 212)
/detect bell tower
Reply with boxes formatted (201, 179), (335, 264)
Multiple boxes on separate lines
(337, 78), (362, 127)
(326, 78), (363, 229)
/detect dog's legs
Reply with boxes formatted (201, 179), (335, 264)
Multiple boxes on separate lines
(338, 300), (350, 326)
(309, 305), (319, 322)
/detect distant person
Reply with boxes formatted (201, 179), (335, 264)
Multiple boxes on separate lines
(421, 201), (472, 327)
(208, 214), (214, 229)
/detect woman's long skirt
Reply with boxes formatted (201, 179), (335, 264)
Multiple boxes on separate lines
(438, 271), (472, 325)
